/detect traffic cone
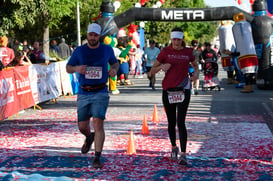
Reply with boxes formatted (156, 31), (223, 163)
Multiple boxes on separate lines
(141, 115), (149, 135)
(152, 105), (159, 123)
(127, 131), (136, 155)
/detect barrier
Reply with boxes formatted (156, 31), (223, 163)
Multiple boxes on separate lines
(0, 61), (74, 121)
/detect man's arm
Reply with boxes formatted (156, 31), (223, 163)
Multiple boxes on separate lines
(66, 64), (87, 74)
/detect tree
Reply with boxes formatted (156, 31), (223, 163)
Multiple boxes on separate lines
(0, 1), (39, 38)
(34, 0), (76, 56)
(0, 0), (219, 52)
(0, 0), (76, 56)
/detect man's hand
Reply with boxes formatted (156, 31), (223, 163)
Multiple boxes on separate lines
(75, 65), (87, 74)
(108, 68), (117, 77)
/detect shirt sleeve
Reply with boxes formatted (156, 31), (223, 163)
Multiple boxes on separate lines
(156, 48), (165, 64)
(67, 47), (80, 66)
(108, 46), (118, 65)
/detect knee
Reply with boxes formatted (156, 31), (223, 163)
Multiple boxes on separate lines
(93, 118), (104, 131)
(78, 122), (89, 133)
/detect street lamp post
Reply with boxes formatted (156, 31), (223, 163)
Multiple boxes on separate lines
(76, 0), (81, 46)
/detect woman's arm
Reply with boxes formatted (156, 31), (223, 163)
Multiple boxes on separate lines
(23, 55), (32, 65)
(150, 60), (171, 75)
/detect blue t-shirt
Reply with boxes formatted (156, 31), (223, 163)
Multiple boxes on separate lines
(67, 43), (117, 94)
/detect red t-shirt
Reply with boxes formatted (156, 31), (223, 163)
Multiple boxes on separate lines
(0, 47), (15, 66)
(157, 46), (194, 90)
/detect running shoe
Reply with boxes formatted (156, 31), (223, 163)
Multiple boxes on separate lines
(179, 153), (187, 165)
(93, 157), (103, 169)
(171, 147), (179, 160)
(194, 90), (199, 95)
(81, 132), (95, 154)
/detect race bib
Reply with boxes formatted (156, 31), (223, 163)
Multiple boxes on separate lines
(168, 91), (184, 104)
(85, 66), (102, 79)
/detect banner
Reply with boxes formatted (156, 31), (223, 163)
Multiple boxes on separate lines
(13, 66), (35, 110)
(58, 61), (73, 95)
(0, 69), (19, 120)
(29, 63), (62, 104)
(47, 62), (62, 98)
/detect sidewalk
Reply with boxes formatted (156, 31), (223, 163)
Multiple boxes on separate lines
(0, 68), (273, 180)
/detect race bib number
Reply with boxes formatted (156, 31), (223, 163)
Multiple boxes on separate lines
(85, 66), (102, 79)
(168, 91), (184, 104)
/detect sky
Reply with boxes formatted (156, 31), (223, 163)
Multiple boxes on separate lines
(204, 0), (252, 12)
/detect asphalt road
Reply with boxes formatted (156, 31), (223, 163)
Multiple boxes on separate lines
(1, 64), (272, 180)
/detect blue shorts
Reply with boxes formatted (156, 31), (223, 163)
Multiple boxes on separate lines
(77, 93), (110, 122)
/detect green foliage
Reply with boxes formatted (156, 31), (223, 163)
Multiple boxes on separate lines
(0, 0), (38, 35)
(47, 0), (76, 28)
(0, 0), (219, 48)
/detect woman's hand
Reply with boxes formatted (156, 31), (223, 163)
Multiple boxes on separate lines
(161, 63), (171, 72)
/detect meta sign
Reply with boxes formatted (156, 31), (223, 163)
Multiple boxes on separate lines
(161, 10), (205, 21)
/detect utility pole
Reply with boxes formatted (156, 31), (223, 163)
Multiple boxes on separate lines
(76, 0), (81, 46)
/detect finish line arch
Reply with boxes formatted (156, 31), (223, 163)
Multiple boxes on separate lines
(95, 0), (273, 89)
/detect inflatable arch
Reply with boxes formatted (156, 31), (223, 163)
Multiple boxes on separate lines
(95, 0), (273, 90)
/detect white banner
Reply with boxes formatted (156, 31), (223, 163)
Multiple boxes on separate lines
(58, 61), (73, 95)
(29, 63), (62, 104)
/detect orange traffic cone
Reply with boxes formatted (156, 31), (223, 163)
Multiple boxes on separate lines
(152, 105), (159, 123)
(141, 115), (149, 135)
(127, 131), (136, 155)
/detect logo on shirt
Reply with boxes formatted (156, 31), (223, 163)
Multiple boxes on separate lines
(168, 54), (190, 61)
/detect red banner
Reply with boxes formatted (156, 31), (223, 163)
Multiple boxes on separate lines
(13, 66), (35, 110)
(0, 69), (19, 120)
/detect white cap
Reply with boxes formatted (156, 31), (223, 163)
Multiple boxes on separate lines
(87, 23), (101, 35)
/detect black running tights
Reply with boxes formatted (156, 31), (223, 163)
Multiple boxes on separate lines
(162, 89), (191, 152)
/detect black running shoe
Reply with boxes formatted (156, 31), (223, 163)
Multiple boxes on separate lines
(179, 153), (187, 165)
(93, 157), (103, 169)
(81, 132), (94, 154)
(171, 147), (179, 160)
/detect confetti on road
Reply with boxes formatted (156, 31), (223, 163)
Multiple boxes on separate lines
(0, 96), (273, 180)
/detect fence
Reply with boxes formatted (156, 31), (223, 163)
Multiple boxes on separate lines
(0, 61), (76, 120)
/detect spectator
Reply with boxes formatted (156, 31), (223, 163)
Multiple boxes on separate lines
(190, 40), (202, 95)
(30, 41), (46, 64)
(0, 36), (15, 68)
(134, 44), (144, 78)
(58, 38), (71, 59)
(144, 40), (160, 90)
(50, 39), (60, 56)
(6, 50), (32, 67)
(13, 39), (20, 53)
